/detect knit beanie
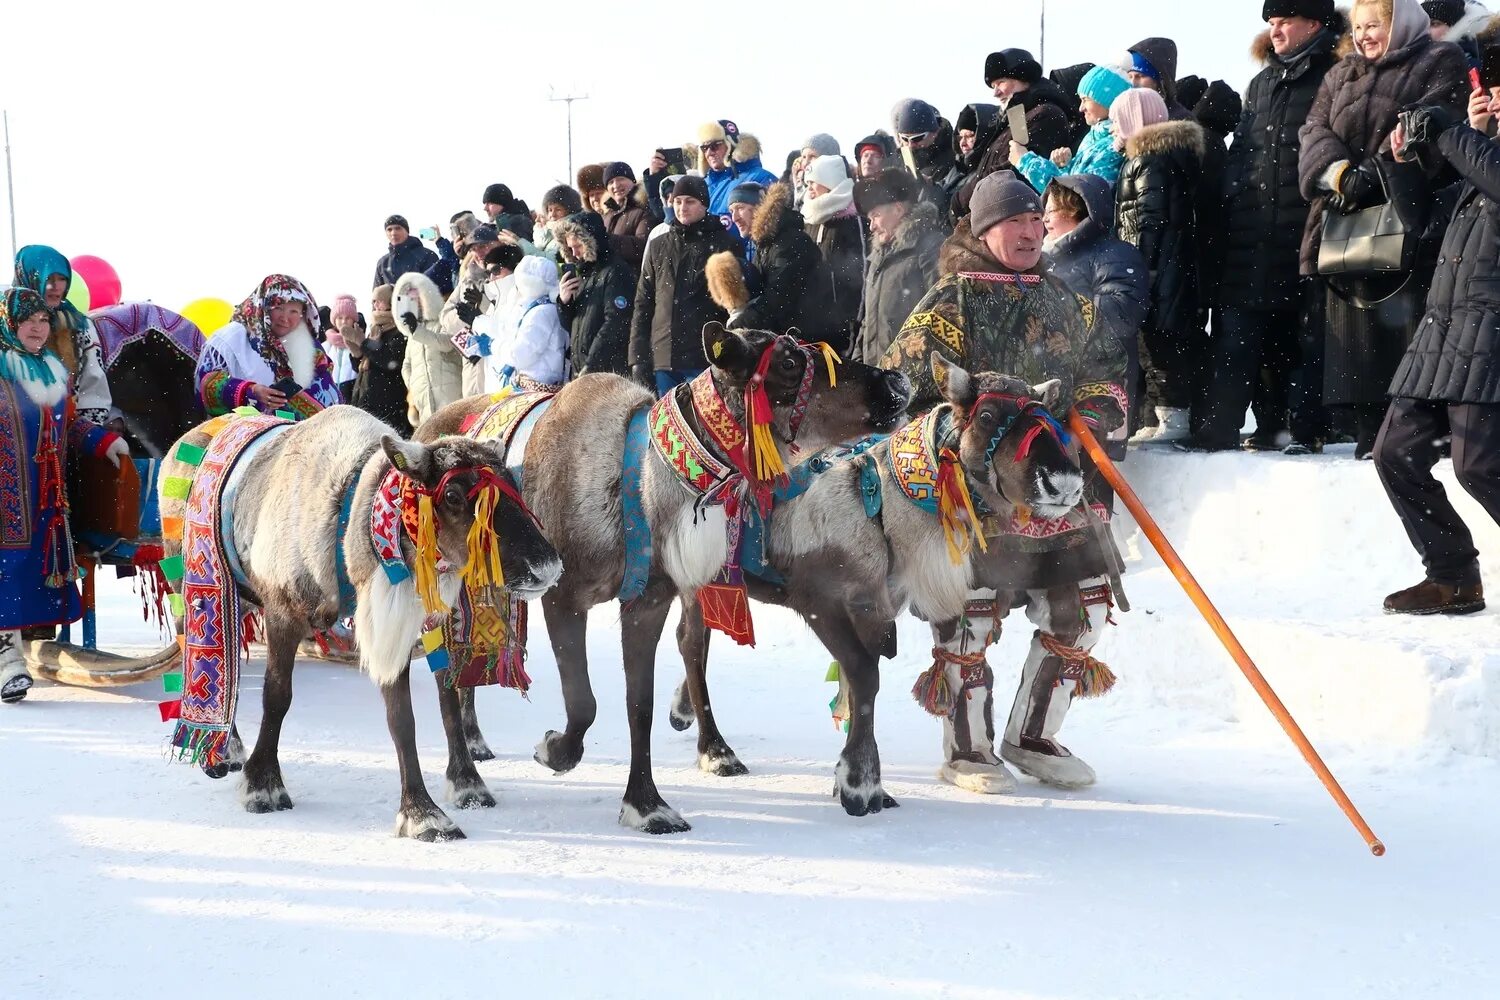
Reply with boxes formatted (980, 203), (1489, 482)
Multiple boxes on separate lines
(542, 184), (585, 215)
(1419, 0), (1464, 24)
(1077, 65), (1132, 113)
(1129, 50), (1161, 82)
(1110, 87), (1170, 148)
(891, 98), (941, 136)
(804, 154), (850, 192)
(329, 294), (358, 324)
(672, 174), (711, 206)
(481, 183), (512, 206)
(602, 161), (636, 184)
(969, 173), (1043, 236)
(802, 133), (841, 156)
(384, 214), (409, 231)
(728, 182), (766, 207)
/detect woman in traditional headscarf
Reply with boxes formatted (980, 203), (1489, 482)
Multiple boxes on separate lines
(13, 245), (114, 425)
(0, 288), (129, 704)
(194, 274), (341, 417)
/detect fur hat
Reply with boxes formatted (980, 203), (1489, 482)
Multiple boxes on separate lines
(384, 214), (409, 231)
(576, 164), (606, 196)
(891, 98), (940, 137)
(672, 174), (711, 206)
(696, 119), (740, 148)
(1420, 0), (1465, 25)
(969, 173), (1042, 236)
(984, 48), (1043, 86)
(602, 161), (635, 185)
(1077, 65), (1132, 111)
(804, 154), (849, 191)
(481, 184), (511, 207)
(541, 184), (584, 215)
(1110, 87), (1170, 147)
(449, 210), (481, 243)
(802, 133), (841, 156)
(854, 167), (920, 213)
(729, 182), (766, 207)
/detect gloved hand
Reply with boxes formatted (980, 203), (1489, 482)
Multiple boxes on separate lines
(630, 362), (655, 391)
(103, 436), (131, 469)
(1399, 104), (1464, 170)
(1332, 160), (1384, 213)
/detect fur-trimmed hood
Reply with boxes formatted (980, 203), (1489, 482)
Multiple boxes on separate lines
(555, 211), (611, 266)
(604, 182), (650, 214)
(938, 216), (1000, 276)
(749, 182), (805, 247)
(392, 271), (445, 333)
(1125, 118), (1206, 160)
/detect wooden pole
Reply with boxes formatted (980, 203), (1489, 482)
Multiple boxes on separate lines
(1065, 410), (1386, 856)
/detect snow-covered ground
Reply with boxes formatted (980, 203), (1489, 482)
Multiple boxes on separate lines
(4, 446), (1498, 999)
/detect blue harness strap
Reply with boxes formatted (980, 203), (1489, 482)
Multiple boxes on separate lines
(331, 475), (360, 616)
(502, 397), (554, 492)
(617, 406), (654, 602)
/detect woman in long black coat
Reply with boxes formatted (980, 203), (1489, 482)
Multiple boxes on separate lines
(349, 284), (413, 437)
(1298, 0), (1466, 456)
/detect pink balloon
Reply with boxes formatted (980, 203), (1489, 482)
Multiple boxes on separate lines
(70, 255), (122, 309)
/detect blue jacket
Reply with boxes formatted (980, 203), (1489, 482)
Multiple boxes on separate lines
(1019, 120), (1124, 194)
(707, 154), (779, 229)
(374, 235), (439, 289)
(423, 237), (461, 298)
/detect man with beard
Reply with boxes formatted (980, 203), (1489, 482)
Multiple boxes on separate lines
(880, 174), (1129, 794)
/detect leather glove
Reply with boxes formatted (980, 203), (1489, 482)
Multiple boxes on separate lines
(630, 362), (655, 391)
(1335, 160), (1384, 212)
(1398, 104), (1463, 171)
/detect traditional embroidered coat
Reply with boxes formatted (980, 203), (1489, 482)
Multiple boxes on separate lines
(0, 359), (119, 630)
(878, 217), (1128, 590)
(194, 275), (340, 417)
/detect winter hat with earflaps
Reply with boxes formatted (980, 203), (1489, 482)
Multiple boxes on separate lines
(1109, 87), (1170, 150)
(1077, 65), (1132, 113)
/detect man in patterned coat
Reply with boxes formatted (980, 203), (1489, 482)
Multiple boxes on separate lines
(880, 173), (1129, 793)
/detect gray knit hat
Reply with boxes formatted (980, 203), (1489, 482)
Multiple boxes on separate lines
(969, 173), (1043, 236)
(802, 133), (841, 156)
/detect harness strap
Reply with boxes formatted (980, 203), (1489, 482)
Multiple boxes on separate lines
(332, 474), (360, 616)
(618, 406), (654, 602)
(218, 423), (295, 588)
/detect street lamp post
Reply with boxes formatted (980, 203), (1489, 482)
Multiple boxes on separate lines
(548, 89), (590, 183)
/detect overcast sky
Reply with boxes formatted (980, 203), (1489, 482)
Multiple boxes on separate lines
(3, 0), (1270, 319)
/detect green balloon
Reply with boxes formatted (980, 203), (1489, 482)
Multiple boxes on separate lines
(65, 273), (90, 312)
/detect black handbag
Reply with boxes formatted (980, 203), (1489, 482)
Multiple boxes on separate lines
(1317, 161), (1419, 306)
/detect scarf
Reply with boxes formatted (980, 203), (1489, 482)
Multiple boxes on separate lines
(232, 274), (322, 377)
(0, 287), (67, 395)
(14, 245), (86, 374)
(801, 181), (856, 225)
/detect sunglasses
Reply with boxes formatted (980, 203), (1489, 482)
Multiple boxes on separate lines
(699, 140), (727, 152)
(897, 132), (932, 146)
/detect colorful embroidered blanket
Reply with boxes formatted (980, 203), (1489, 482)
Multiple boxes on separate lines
(163, 411), (286, 766)
(89, 303), (205, 372)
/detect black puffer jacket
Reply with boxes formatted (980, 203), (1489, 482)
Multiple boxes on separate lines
(1219, 24), (1344, 309)
(373, 236), (439, 289)
(956, 80), (1075, 216)
(1297, 29), (1467, 272)
(1191, 80), (1242, 310)
(556, 211), (634, 376)
(854, 200), (946, 363)
(1114, 119), (1205, 332)
(629, 214), (742, 371)
(735, 183), (840, 344)
(1391, 127), (1500, 404)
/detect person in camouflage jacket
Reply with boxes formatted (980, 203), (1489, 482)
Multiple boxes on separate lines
(878, 173), (1129, 797)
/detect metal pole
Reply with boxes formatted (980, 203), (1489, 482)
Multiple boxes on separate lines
(1039, 0), (1047, 68)
(548, 91), (589, 183)
(3, 111), (16, 261)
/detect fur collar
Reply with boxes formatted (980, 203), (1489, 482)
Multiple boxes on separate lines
(801, 181), (855, 225)
(938, 217), (1000, 276)
(750, 182), (802, 246)
(1126, 119), (1206, 160)
(1252, 11), (1349, 64)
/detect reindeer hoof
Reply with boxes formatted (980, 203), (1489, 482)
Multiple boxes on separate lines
(445, 777), (497, 810)
(698, 747), (749, 777)
(835, 758), (888, 818)
(203, 761), (231, 780)
(668, 681), (695, 732)
(241, 782), (294, 813)
(619, 801), (692, 835)
(395, 806), (464, 841)
(668, 708), (694, 732)
(465, 733), (496, 762)
(534, 730), (584, 774)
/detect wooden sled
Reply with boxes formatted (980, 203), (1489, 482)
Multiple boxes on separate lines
(24, 637), (181, 688)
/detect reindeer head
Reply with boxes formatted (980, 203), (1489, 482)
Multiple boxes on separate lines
(932, 356), (1084, 521)
(701, 322), (911, 461)
(381, 435), (563, 600)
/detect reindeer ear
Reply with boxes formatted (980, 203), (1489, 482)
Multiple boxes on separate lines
(382, 435), (436, 486)
(1031, 378), (1063, 408)
(703, 321), (757, 375)
(931, 354), (977, 408)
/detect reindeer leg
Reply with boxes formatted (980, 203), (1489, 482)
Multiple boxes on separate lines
(807, 605), (895, 816)
(534, 589), (595, 774)
(240, 613), (300, 813)
(386, 664), (463, 841)
(457, 686), (495, 762)
(201, 721), (246, 780)
(619, 581), (690, 834)
(676, 596), (746, 777)
(438, 681), (495, 809)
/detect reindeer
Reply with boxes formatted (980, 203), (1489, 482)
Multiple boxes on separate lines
(158, 405), (561, 841)
(668, 359), (1086, 810)
(418, 323), (911, 832)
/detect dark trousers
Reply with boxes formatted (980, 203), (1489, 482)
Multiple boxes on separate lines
(1139, 324), (1205, 413)
(1203, 307), (1301, 446)
(1287, 278), (1331, 443)
(1374, 397), (1500, 586)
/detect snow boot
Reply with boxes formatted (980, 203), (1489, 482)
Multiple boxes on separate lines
(1383, 579), (1485, 616)
(1148, 406), (1191, 444)
(1, 630), (33, 705)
